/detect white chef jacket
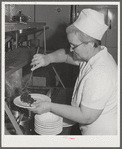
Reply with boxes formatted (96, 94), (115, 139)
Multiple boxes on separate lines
(71, 46), (118, 135)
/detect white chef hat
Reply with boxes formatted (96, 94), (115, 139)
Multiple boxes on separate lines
(73, 8), (108, 40)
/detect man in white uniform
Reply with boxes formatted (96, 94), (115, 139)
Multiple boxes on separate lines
(29, 8), (117, 135)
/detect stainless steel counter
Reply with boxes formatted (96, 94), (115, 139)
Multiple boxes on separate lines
(5, 22), (46, 32)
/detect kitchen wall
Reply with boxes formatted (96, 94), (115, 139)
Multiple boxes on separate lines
(35, 5), (70, 51)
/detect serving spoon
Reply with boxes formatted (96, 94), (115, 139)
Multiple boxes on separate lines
(22, 47), (40, 91)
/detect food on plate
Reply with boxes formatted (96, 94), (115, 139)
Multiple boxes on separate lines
(20, 90), (36, 106)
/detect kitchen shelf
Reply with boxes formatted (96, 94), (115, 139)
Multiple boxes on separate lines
(19, 27), (49, 36)
(5, 22), (46, 32)
(5, 27), (49, 39)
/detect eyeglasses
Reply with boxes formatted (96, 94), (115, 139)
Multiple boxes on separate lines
(71, 42), (88, 50)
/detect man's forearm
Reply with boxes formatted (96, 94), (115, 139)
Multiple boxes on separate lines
(47, 48), (79, 66)
(47, 48), (67, 63)
(50, 102), (89, 124)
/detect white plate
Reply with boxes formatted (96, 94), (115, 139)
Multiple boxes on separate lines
(35, 126), (62, 132)
(34, 127), (62, 135)
(34, 120), (62, 128)
(35, 112), (62, 123)
(14, 93), (51, 109)
(34, 121), (62, 129)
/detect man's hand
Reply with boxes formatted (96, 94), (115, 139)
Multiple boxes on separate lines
(31, 54), (50, 71)
(28, 101), (51, 115)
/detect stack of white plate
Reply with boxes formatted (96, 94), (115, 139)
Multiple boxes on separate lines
(34, 112), (63, 135)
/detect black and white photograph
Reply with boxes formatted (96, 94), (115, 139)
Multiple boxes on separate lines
(1, 1), (120, 147)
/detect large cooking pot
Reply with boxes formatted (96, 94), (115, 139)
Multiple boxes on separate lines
(12, 10), (30, 23)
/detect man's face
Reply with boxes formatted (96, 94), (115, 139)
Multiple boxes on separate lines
(67, 33), (93, 61)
